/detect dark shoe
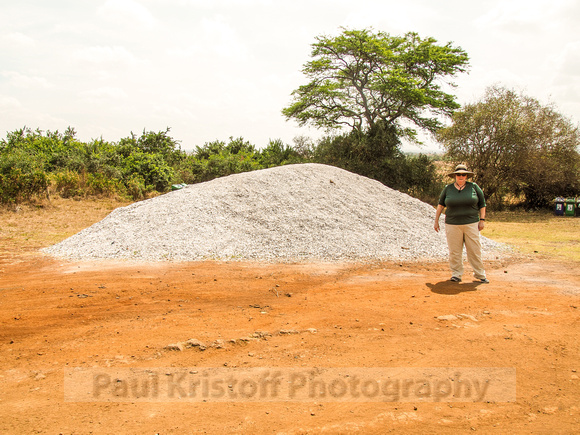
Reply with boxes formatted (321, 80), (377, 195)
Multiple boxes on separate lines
(477, 278), (490, 284)
(450, 276), (462, 282)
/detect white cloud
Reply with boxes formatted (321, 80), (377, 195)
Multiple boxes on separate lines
(342, 2), (433, 35)
(97, 0), (157, 28)
(0, 101), (68, 133)
(79, 87), (129, 101)
(2, 32), (35, 46)
(550, 41), (580, 79)
(168, 15), (250, 62)
(0, 95), (22, 111)
(476, 0), (545, 31)
(1, 71), (54, 89)
(475, 0), (577, 37)
(545, 41), (580, 107)
(150, 104), (198, 123)
(168, 0), (274, 9)
(74, 45), (141, 65)
(201, 16), (249, 60)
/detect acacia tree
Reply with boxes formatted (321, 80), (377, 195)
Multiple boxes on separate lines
(282, 28), (470, 142)
(438, 86), (580, 209)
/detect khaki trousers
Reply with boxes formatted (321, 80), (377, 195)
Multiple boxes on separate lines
(445, 222), (486, 280)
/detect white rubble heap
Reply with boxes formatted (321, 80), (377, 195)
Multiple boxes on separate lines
(43, 163), (506, 262)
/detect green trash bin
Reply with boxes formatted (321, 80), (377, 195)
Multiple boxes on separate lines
(576, 198), (580, 217)
(565, 198), (576, 216)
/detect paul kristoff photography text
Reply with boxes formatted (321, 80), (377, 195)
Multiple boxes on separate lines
(64, 367), (516, 403)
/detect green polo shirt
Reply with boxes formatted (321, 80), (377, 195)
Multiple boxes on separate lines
(438, 182), (486, 225)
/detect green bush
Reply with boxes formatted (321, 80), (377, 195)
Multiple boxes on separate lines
(0, 126), (442, 205)
(86, 172), (122, 197)
(0, 127), (183, 203)
(0, 151), (48, 203)
(124, 174), (148, 200)
(179, 137), (263, 183)
(51, 170), (84, 198)
(122, 152), (174, 192)
(259, 139), (300, 167)
(118, 128), (185, 165)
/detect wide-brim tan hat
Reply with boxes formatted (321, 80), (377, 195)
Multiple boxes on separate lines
(447, 164), (474, 178)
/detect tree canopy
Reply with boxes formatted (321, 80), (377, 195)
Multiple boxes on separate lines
(438, 85), (580, 209)
(282, 28), (469, 141)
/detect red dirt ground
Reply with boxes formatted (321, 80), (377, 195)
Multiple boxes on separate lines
(1, 250), (579, 434)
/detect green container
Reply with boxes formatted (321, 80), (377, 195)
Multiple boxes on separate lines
(565, 198), (576, 216)
(576, 198), (580, 217)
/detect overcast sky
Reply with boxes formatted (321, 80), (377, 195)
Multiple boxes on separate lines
(1, 0), (579, 152)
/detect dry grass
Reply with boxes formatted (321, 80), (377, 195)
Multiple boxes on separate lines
(0, 197), (131, 258)
(486, 210), (580, 263)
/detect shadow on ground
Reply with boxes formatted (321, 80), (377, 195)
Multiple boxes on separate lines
(426, 280), (487, 295)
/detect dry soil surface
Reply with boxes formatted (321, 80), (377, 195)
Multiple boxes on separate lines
(1, 252), (579, 434)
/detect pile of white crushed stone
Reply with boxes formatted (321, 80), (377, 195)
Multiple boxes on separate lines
(43, 163), (507, 262)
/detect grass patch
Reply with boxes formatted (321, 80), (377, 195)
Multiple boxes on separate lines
(486, 210), (580, 263)
(0, 197), (131, 257)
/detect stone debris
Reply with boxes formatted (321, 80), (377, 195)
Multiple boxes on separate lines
(43, 163), (507, 262)
(278, 329), (300, 335)
(211, 339), (225, 349)
(436, 315), (459, 321)
(165, 328), (317, 353)
(184, 339), (206, 350)
(436, 314), (480, 323)
(457, 313), (478, 322)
